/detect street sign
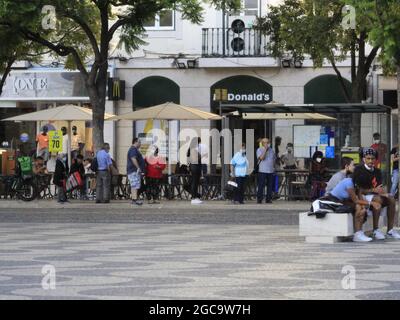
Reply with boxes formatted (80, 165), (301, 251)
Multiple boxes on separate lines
(48, 130), (63, 153)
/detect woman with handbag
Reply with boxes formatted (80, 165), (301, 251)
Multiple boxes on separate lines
(53, 153), (68, 203)
(230, 143), (249, 204)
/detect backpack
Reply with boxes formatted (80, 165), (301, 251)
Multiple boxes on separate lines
(17, 157), (33, 178)
(90, 157), (98, 172)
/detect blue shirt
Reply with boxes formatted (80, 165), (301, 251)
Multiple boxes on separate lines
(330, 178), (354, 201)
(256, 147), (275, 173)
(96, 149), (112, 171)
(127, 146), (145, 174)
(231, 152), (249, 177)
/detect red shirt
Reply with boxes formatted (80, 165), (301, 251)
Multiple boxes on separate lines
(145, 156), (166, 179)
(371, 143), (387, 168)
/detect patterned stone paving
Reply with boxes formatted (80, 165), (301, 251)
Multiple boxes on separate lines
(0, 223), (400, 300)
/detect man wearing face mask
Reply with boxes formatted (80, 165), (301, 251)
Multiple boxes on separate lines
(281, 143), (297, 170)
(230, 143), (249, 204)
(371, 132), (387, 170)
(256, 138), (276, 204)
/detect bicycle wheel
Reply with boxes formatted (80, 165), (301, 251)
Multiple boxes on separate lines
(16, 180), (37, 201)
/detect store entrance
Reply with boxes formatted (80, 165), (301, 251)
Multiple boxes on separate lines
(228, 116), (271, 150)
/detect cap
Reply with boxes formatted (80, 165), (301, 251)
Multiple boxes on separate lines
(363, 148), (377, 157)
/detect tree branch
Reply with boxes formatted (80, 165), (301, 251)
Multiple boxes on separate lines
(328, 55), (351, 102)
(0, 56), (15, 96)
(61, 11), (101, 60)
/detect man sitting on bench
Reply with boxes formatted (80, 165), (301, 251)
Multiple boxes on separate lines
(353, 148), (400, 240)
(324, 176), (379, 242)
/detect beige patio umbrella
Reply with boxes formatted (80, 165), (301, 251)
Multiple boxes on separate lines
(242, 112), (337, 120)
(109, 102), (222, 179)
(109, 102), (223, 121)
(2, 104), (115, 169)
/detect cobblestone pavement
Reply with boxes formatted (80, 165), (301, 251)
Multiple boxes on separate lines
(1, 220), (400, 300)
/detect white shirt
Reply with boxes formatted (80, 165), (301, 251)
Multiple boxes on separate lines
(62, 134), (69, 155)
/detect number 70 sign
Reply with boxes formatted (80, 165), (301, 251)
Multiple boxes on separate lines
(48, 130), (63, 153)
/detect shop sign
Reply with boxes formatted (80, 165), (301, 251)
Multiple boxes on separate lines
(48, 130), (63, 153)
(13, 77), (48, 94)
(213, 89), (271, 103)
(210, 76), (273, 111)
(1, 72), (88, 99)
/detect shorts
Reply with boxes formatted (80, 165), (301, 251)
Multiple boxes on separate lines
(128, 172), (141, 190)
(362, 194), (387, 217)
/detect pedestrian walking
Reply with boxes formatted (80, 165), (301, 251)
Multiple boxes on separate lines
(53, 153), (68, 204)
(187, 137), (202, 204)
(145, 145), (166, 204)
(256, 138), (276, 204)
(127, 138), (145, 206)
(95, 143), (112, 203)
(230, 143), (249, 204)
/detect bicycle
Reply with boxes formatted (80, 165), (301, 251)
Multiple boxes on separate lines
(10, 174), (37, 201)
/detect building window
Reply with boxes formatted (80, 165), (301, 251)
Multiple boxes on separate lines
(232, 0), (259, 16)
(144, 10), (175, 30)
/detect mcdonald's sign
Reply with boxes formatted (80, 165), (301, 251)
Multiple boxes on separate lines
(108, 78), (125, 101)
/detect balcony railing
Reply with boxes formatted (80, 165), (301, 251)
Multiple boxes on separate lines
(202, 28), (269, 58)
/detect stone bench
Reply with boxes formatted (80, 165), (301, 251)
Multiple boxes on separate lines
(299, 211), (387, 243)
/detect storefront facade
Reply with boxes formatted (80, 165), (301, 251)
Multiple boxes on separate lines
(0, 69), (110, 172)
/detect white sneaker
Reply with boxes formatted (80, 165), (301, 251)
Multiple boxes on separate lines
(191, 198), (203, 205)
(373, 229), (386, 240)
(353, 231), (373, 242)
(387, 229), (400, 240)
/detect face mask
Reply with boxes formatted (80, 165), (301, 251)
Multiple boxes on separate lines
(374, 140), (380, 144)
(240, 149), (246, 155)
(316, 158), (322, 163)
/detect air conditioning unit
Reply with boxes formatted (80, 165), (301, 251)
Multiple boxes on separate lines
(226, 15), (257, 54)
(227, 15), (256, 29)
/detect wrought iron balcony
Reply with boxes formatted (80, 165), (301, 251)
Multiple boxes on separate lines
(202, 28), (269, 58)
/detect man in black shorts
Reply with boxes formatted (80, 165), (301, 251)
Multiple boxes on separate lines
(353, 148), (400, 240)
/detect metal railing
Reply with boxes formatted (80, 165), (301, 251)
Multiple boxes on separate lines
(202, 28), (269, 57)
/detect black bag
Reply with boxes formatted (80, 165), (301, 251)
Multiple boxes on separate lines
(224, 179), (238, 200)
(308, 199), (352, 219)
(90, 157), (98, 172)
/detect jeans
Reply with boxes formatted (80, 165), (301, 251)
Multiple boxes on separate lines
(234, 176), (246, 203)
(201, 164), (207, 176)
(190, 164), (202, 199)
(391, 169), (399, 196)
(96, 170), (111, 202)
(257, 172), (274, 202)
(57, 186), (67, 202)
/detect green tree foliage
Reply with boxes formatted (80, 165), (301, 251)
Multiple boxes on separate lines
(0, 0), (240, 150)
(0, 28), (45, 96)
(254, 0), (384, 145)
